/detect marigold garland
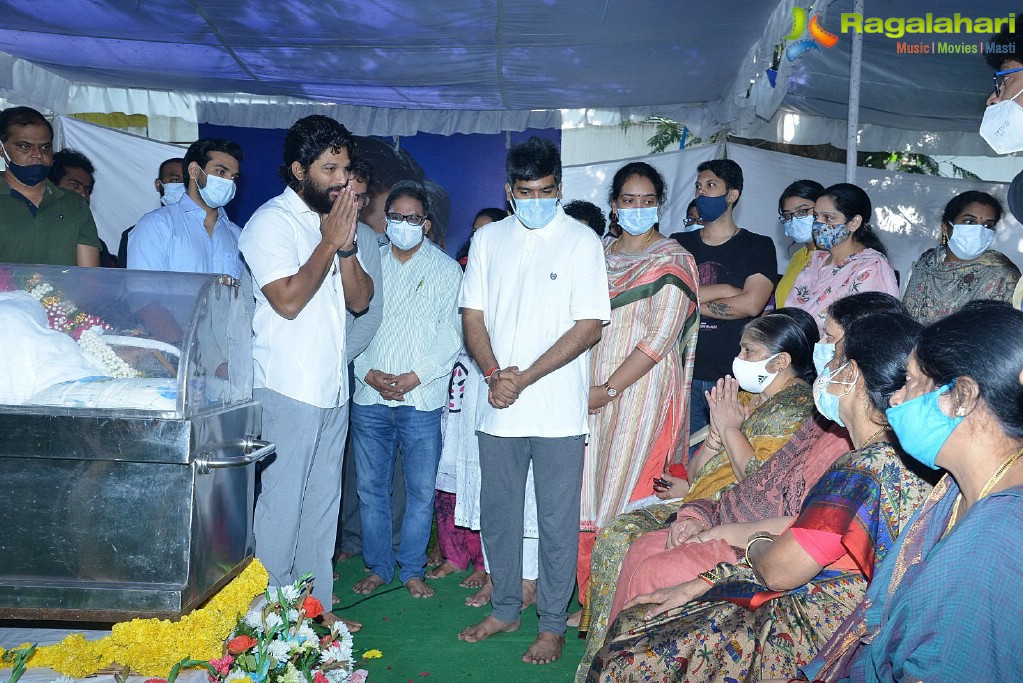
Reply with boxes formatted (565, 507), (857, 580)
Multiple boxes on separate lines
(0, 559), (269, 678)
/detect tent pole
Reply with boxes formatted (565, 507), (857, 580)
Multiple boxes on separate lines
(845, 0), (864, 183)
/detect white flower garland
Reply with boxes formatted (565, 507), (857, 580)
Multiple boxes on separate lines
(78, 329), (139, 378)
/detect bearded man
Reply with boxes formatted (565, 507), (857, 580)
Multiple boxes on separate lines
(238, 115), (373, 631)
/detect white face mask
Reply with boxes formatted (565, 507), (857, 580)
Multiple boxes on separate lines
(783, 214), (815, 243)
(947, 223), (995, 261)
(385, 219), (424, 250)
(731, 353), (780, 394)
(160, 182), (185, 206)
(980, 86), (1023, 154)
(197, 168), (237, 208)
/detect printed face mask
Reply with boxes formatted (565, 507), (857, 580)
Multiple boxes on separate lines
(980, 86), (1023, 154)
(616, 207), (659, 235)
(513, 197), (559, 229)
(732, 353), (780, 394)
(385, 219), (424, 250)
(784, 214), (815, 243)
(812, 221), (850, 251)
(946, 223), (995, 261)
(886, 382), (962, 470)
(695, 193), (729, 223)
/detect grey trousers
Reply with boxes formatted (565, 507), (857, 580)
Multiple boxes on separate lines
(254, 388), (349, 607)
(477, 433), (584, 635)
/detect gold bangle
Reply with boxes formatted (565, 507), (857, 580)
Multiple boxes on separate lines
(744, 532), (775, 566)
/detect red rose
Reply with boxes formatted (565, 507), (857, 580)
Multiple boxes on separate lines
(302, 596), (324, 619)
(314, 672), (329, 683)
(226, 634), (258, 655)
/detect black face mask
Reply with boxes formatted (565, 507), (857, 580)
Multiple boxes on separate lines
(1, 141), (51, 186)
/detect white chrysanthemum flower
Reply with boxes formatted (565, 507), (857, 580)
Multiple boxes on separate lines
(287, 608), (300, 622)
(321, 640), (353, 665)
(243, 608), (265, 630)
(277, 584), (302, 602)
(296, 622), (318, 647)
(264, 612), (284, 631)
(267, 638), (292, 661)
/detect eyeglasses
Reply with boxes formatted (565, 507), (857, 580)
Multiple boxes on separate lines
(683, 216), (702, 227)
(355, 193), (371, 209)
(779, 206), (814, 222)
(386, 211), (427, 226)
(994, 67), (1023, 96)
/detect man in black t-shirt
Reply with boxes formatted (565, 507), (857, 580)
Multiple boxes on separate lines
(671, 159), (776, 450)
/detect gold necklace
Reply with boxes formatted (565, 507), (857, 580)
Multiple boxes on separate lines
(945, 444), (1023, 533)
(859, 424), (889, 448)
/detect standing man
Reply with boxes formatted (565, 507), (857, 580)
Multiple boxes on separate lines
(0, 106), (100, 266)
(118, 157), (185, 266)
(238, 115), (372, 628)
(350, 180), (462, 599)
(128, 139), (244, 278)
(671, 159), (776, 444)
(457, 136), (610, 665)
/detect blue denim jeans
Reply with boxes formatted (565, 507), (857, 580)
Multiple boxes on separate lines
(351, 402), (442, 585)
(688, 378), (716, 458)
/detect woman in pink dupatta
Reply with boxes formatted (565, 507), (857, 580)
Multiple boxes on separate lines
(577, 162), (700, 616)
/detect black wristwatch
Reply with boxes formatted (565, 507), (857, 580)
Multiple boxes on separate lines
(338, 242), (358, 258)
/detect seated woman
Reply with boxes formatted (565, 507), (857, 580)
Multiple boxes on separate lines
(784, 183), (898, 334)
(902, 191), (1020, 324)
(793, 301), (1023, 682)
(775, 179), (825, 306)
(577, 308), (819, 674)
(588, 310), (932, 683)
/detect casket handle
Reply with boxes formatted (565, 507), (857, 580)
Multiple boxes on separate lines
(194, 437), (275, 474)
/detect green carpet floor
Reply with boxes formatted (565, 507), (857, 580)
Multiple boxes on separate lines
(332, 557), (586, 682)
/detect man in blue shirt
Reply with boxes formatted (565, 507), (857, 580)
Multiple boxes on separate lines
(127, 138), (244, 278)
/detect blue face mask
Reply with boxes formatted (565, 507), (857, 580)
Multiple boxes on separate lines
(784, 214), (815, 243)
(813, 361), (857, 427)
(616, 207), (659, 235)
(812, 221), (850, 251)
(0, 140), (51, 187)
(886, 382), (962, 470)
(513, 197), (559, 229)
(198, 168), (237, 209)
(695, 194), (729, 223)
(813, 342), (836, 375)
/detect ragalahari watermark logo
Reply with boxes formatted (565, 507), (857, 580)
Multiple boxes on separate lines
(784, 7), (839, 62)
(840, 13), (1016, 55)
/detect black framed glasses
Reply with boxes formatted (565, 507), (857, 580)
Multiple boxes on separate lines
(386, 211), (427, 226)
(779, 206), (814, 222)
(683, 216), (702, 227)
(994, 67), (1023, 96)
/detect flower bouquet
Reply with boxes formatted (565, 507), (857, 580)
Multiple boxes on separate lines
(164, 573), (366, 683)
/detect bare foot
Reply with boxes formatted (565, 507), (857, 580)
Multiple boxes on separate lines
(566, 608), (582, 628)
(336, 550), (353, 563)
(457, 614), (520, 643)
(459, 569), (488, 589)
(319, 610), (362, 633)
(522, 631), (565, 664)
(465, 576), (493, 607)
(353, 574), (385, 595)
(405, 577), (435, 598)
(520, 579), (537, 611)
(426, 560), (462, 579)
(427, 546), (444, 567)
